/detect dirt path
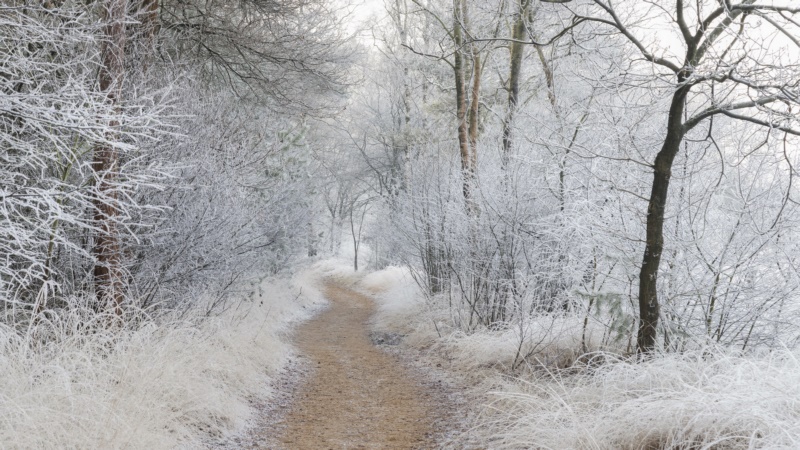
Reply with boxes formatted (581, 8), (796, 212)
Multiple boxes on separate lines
(276, 282), (442, 449)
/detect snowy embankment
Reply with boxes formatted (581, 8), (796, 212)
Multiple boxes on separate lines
(361, 266), (800, 449)
(0, 263), (343, 449)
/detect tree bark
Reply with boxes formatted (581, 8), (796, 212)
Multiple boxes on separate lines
(501, 0), (527, 164)
(637, 83), (689, 353)
(93, 0), (129, 314)
(138, 0), (160, 56)
(388, 0), (411, 196)
(467, 52), (481, 172)
(454, 0), (481, 213)
(453, 0), (473, 206)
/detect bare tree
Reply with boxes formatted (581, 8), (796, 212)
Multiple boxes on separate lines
(159, 0), (354, 111)
(567, 0), (800, 352)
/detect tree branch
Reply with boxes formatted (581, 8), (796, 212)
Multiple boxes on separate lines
(581, 1), (682, 72)
(684, 95), (782, 131)
(676, 0), (694, 47)
(719, 109), (800, 136)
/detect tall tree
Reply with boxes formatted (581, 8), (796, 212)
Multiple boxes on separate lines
(93, 0), (129, 313)
(570, 0), (800, 352)
(453, 0), (476, 208)
(501, 0), (529, 164)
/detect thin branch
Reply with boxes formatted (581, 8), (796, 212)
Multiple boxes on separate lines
(719, 109), (800, 136)
(582, 0), (682, 72)
(401, 43), (456, 69)
(683, 95), (782, 131)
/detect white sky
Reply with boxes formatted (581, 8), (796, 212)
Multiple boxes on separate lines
(339, 0), (385, 41)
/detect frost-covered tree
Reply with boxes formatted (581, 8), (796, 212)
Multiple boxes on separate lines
(564, 0), (800, 352)
(0, 0), (354, 322)
(0, 3), (169, 317)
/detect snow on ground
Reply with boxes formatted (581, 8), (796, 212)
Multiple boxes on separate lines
(362, 265), (800, 449)
(9, 258), (798, 449)
(361, 266), (607, 373)
(486, 351), (800, 449)
(0, 263), (330, 449)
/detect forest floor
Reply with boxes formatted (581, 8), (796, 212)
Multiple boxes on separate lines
(239, 281), (468, 449)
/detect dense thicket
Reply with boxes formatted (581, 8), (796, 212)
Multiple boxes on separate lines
(0, 0), (352, 321)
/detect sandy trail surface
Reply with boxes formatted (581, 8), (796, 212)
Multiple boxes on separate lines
(275, 282), (444, 449)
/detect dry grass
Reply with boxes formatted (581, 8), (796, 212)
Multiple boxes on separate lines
(362, 265), (800, 449)
(0, 267), (327, 449)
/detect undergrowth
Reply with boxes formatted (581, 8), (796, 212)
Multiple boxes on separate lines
(362, 265), (800, 449)
(0, 267), (326, 449)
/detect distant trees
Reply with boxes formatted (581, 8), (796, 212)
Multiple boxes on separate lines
(501, 0), (529, 163)
(126, 0), (353, 311)
(356, 0), (575, 325)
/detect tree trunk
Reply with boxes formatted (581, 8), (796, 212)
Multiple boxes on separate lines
(501, 0), (527, 163)
(637, 84), (688, 353)
(307, 221), (318, 257)
(453, 0), (473, 206)
(93, 0), (129, 314)
(391, 0), (411, 195)
(138, 0), (160, 59)
(467, 52), (481, 171)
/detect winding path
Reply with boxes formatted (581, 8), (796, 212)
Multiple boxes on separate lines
(276, 282), (442, 449)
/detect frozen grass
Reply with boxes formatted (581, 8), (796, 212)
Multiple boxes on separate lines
(362, 266), (800, 449)
(361, 266), (609, 371)
(0, 266), (327, 449)
(486, 350), (800, 449)
(310, 258), (366, 286)
(361, 266), (427, 332)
